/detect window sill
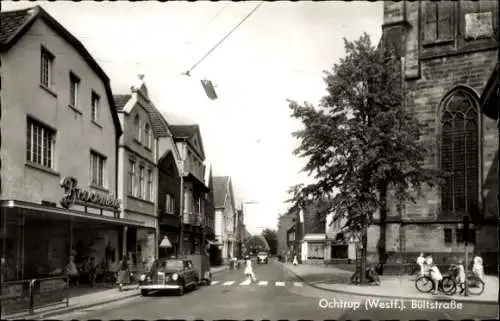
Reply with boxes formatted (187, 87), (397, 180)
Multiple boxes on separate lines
(25, 162), (60, 177)
(39, 84), (57, 97)
(90, 184), (109, 193)
(91, 120), (102, 128)
(422, 39), (454, 48)
(127, 194), (154, 205)
(68, 104), (82, 115)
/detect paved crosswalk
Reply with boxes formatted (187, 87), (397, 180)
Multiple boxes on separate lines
(211, 280), (304, 287)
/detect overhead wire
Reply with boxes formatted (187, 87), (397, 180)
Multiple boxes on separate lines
(183, 1), (264, 76)
(185, 2), (231, 47)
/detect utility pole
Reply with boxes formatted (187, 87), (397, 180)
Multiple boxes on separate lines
(463, 215), (470, 296)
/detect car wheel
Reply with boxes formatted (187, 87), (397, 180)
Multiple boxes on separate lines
(178, 284), (184, 296)
(141, 289), (149, 296)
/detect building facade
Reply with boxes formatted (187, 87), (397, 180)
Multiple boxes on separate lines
(0, 6), (144, 281)
(324, 214), (356, 263)
(277, 212), (296, 258)
(114, 75), (176, 265)
(371, 1), (499, 272)
(213, 176), (237, 258)
(169, 125), (209, 256)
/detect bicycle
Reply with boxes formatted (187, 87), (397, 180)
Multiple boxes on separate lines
(350, 267), (380, 286)
(463, 272), (485, 295)
(415, 267), (456, 295)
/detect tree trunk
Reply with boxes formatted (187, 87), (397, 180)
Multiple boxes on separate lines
(377, 184), (388, 274)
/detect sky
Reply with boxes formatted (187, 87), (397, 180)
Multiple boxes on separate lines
(2, 1), (383, 236)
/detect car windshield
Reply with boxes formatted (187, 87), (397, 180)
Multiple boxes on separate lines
(161, 260), (184, 271)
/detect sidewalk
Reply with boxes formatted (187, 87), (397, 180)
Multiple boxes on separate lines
(2, 265), (230, 320)
(283, 262), (499, 305)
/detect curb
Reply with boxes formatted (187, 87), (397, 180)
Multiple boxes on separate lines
(281, 263), (498, 306)
(4, 267), (230, 320)
(2, 291), (140, 320)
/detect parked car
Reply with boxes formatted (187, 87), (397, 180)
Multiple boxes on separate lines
(257, 251), (269, 264)
(139, 258), (199, 296)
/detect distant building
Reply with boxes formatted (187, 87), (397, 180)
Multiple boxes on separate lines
(277, 212), (295, 257)
(169, 124), (210, 256)
(213, 176), (237, 259)
(324, 213), (356, 262)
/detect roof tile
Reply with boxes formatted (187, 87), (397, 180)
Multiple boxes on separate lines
(113, 94), (131, 111)
(0, 7), (35, 44)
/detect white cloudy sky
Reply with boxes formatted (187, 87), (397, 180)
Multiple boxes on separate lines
(3, 1), (383, 235)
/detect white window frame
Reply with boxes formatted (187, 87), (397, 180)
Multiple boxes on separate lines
(40, 47), (54, 88)
(69, 72), (80, 107)
(128, 160), (136, 195)
(146, 168), (153, 201)
(91, 92), (100, 122)
(90, 151), (106, 187)
(165, 193), (175, 214)
(139, 165), (145, 199)
(26, 118), (55, 168)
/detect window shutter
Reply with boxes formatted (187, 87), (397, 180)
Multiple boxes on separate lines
(437, 2), (453, 40)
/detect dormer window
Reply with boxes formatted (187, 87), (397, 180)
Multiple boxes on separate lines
(145, 123), (152, 149)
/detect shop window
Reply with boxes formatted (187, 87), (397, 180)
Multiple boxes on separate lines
(440, 89), (479, 216)
(444, 228), (453, 245)
(26, 118), (55, 168)
(424, 1), (454, 43)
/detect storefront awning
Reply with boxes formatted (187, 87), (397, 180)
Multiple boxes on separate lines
(1, 200), (145, 227)
(159, 235), (172, 248)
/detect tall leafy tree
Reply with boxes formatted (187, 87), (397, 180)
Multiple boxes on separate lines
(287, 33), (442, 273)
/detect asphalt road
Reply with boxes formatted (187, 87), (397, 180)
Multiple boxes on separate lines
(56, 259), (498, 320)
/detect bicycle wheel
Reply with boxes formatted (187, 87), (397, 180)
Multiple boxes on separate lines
(415, 275), (433, 293)
(467, 275), (485, 295)
(441, 276), (457, 295)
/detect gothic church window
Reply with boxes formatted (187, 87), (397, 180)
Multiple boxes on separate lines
(440, 90), (479, 217)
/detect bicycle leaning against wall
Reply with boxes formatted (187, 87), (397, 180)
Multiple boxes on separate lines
(415, 265), (457, 295)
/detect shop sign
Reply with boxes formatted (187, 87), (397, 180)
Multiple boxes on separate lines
(60, 177), (121, 210)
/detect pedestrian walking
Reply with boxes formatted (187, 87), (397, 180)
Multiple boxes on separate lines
(116, 255), (130, 291)
(473, 256), (484, 282)
(65, 255), (79, 287)
(293, 255), (298, 266)
(244, 255), (257, 282)
(416, 253), (425, 275)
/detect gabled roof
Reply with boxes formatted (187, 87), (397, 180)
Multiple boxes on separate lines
(169, 124), (206, 160)
(114, 94), (131, 111)
(0, 6), (122, 138)
(213, 176), (230, 209)
(113, 76), (170, 138)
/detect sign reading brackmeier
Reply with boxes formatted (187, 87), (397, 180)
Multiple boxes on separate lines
(60, 177), (121, 210)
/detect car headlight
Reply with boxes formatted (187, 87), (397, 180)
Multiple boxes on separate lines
(139, 274), (146, 282)
(172, 273), (178, 281)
